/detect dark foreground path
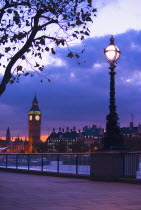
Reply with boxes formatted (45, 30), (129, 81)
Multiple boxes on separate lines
(0, 171), (141, 210)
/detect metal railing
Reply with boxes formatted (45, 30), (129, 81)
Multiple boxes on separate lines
(1, 152), (141, 180)
(121, 152), (141, 179)
(0, 153), (90, 176)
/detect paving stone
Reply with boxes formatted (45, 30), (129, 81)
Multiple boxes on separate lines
(0, 171), (141, 210)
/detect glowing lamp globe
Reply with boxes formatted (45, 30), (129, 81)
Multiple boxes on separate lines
(104, 36), (121, 64)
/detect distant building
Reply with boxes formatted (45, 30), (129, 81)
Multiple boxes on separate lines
(82, 125), (104, 151)
(0, 128), (28, 153)
(121, 122), (141, 150)
(0, 95), (42, 153)
(120, 121), (140, 137)
(46, 125), (104, 153)
(46, 127), (79, 153)
(28, 95), (41, 152)
(0, 127), (12, 152)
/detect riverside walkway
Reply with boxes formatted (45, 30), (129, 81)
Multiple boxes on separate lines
(1, 171), (141, 210)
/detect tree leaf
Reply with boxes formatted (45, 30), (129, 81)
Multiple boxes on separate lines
(7, 9), (12, 14)
(51, 48), (56, 55)
(75, 54), (80, 58)
(5, 47), (11, 53)
(40, 38), (45, 45)
(0, 54), (4, 59)
(67, 52), (74, 58)
(34, 62), (40, 67)
(45, 47), (49, 51)
(17, 66), (22, 71)
(39, 67), (43, 71)
(10, 80), (14, 84)
(21, 55), (25, 60)
(24, 72), (29, 76)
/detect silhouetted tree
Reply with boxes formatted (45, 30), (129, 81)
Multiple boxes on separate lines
(0, 0), (96, 95)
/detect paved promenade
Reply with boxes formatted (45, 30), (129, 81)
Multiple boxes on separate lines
(1, 171), (141, 210)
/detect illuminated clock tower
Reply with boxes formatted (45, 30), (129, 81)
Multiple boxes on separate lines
(28, 95), (41, 152)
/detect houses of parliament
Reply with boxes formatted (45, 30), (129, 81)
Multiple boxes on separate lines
(1, 95), (141, 153)
(0, 95), (104, 153)
(0, 95), (41, 153)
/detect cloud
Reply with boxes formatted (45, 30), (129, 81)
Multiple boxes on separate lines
(0, 29), (141, 137)
(92, 0), (141, 36)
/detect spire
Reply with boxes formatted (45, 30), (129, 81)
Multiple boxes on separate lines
(6, 127), (11, 143)
(30, 94), (40, 112)
(32, 94), (38, 105)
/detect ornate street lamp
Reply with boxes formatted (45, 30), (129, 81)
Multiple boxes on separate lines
(103, 36), (124, 150)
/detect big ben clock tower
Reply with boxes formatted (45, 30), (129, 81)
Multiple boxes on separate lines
(28, 95), (41, 152)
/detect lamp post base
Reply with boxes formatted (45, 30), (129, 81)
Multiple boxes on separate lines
(109, 145), (127, 150)
(103, 134), (127, 150)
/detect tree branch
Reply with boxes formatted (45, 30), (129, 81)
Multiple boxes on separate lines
(37, 19), (58, 30)
(34, 35), (58, 42)
(0, 9), (42, 96)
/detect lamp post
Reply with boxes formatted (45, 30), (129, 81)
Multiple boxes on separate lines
(103, 36), (124, 150)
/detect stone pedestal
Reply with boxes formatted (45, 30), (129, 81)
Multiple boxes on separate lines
(90, 151), (123, 181)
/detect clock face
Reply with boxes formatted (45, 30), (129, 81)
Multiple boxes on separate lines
(29, 115), (32, 120)
(35, 115), (40, 121)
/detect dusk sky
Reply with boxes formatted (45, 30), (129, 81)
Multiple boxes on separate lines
(0, 0), (141, 139)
